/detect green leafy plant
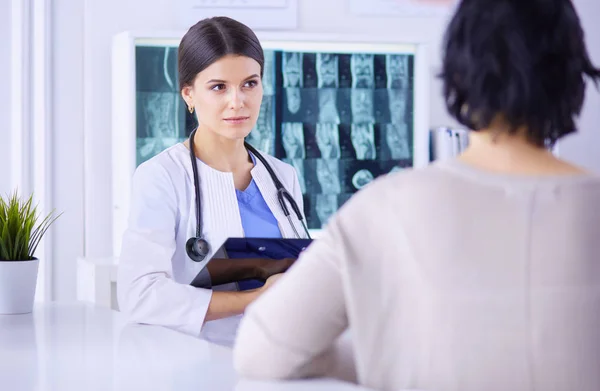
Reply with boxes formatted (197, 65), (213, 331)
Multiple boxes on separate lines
(0, 192), (61, 261)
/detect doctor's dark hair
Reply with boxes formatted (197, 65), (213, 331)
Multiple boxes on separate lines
(178, 16), (265, 91)
(440, 0), (600, 147)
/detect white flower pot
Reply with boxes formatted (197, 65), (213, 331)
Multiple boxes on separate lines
(0, 259), (39, 314)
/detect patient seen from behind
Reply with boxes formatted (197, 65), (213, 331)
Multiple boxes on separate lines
(233, 1), (600, 390)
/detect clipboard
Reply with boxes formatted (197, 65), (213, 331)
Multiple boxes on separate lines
(189, 237), (313, 291)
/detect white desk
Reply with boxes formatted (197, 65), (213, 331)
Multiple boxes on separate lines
(0, 302), (372, 391)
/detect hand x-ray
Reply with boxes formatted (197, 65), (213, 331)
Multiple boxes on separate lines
(316, 53), (339, 88)
(282, 122), (306, 159)
(351, 124), (376, 160)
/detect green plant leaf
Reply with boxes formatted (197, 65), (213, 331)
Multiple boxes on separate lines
(0, 191), (61, 261)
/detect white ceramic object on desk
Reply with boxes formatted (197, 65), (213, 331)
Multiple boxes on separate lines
(0, 258), (39, 314)
(77, 256), (119, 310)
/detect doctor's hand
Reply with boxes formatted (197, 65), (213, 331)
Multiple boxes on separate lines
(256, 258), (296, 281)
(260, 273), (284, 292)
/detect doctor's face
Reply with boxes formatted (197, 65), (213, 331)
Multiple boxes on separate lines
(181, 54), (264, 141)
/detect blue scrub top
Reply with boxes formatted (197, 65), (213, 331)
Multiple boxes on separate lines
(235, 152), (282, 239)
(235, 153), (282, 291)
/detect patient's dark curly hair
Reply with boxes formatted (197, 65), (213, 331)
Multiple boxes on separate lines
(441, 0), (600, 147)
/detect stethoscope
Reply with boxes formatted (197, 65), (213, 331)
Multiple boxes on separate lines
(185, 129), (312, 262)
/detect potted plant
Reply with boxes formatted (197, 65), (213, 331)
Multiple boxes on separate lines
(0, 192), (61, 314)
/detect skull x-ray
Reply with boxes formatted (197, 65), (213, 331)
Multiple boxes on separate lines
(282, 122), (306, 159)
(343, 160), (405, 194)
(316, 53), (339, 88)
(351, 169), (375, 190)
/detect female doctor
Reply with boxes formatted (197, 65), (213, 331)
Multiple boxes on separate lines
(117, 16), (309, 338)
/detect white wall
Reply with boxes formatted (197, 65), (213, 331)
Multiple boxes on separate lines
(44, 0), (600, 300)
(0, 0), (12, 196)
(558, 0), (600, 169)
(83, 0), (180, 259)
(51, 0), (86, 301)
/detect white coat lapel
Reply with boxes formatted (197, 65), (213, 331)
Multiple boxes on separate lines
(196, 159), (244, 246)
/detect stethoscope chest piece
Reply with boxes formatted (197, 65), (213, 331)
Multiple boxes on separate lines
(186, 237), (210, 262)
